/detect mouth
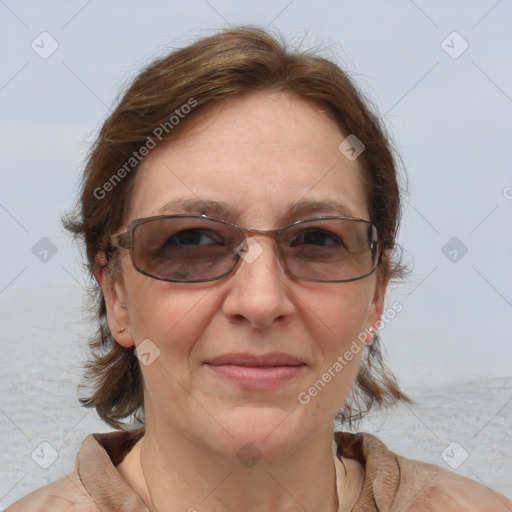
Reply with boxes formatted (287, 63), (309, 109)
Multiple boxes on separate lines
(203, 352), (306, 390)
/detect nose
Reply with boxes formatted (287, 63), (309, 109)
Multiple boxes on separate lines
(221, 237), (295, 329)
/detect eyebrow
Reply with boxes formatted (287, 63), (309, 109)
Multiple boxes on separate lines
(155, 198), (360, 222)
(156, 198), (234, 217)
(285, 199), (358, 220)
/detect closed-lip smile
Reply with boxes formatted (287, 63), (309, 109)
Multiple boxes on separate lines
(204, 352), (306, 390)
(205, 352), (306, 367)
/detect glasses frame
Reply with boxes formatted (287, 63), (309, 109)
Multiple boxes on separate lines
(108, 213), (382, 283)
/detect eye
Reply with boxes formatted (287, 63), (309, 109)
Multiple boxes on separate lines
(165, 229), (224, 247)
(291, 228), (344, 247)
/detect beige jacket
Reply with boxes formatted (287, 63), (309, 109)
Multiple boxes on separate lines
(6, 430), (512, 511)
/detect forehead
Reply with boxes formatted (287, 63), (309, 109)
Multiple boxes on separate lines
(127, 91), (369, 226)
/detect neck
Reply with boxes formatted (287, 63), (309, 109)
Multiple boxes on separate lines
(119, 419), (361, 512)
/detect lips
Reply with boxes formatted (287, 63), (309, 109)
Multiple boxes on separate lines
(203, 352), (306, 390)
(205, 352), (306, 367)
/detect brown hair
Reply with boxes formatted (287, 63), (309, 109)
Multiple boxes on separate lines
(63, 25), (410, 431)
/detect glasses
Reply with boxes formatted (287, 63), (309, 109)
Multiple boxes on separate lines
(108, 214), (381, 283)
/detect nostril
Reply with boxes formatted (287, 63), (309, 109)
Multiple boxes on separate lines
(230, 314), (247, 325)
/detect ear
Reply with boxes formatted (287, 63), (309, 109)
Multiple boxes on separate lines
(94, 251), (135, 348)
(365, 251), (391, 343)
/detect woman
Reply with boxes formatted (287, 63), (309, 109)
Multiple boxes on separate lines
(7, 26), (511, 511)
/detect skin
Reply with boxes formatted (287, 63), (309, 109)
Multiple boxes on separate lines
(95, 91), (388, 512)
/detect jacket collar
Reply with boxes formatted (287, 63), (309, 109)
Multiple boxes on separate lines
(77, 429), (393, 511)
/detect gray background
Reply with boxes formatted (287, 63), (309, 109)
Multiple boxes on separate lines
(1, 0), (511, 507)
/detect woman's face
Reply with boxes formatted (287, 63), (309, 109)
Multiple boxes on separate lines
(101, 91), (386, 458)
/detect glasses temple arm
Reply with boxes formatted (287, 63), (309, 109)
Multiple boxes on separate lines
(109, 232), (133, 249)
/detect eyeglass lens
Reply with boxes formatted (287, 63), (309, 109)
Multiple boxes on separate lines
(130, 216), (377, 282)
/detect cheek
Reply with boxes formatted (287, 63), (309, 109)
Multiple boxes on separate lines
(299, 282), (373, 349)
(295, 284), (372, 409)
(126, 272), (217, 366)
(128, 285), (220, 411)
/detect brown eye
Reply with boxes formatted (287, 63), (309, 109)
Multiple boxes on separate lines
(166, 229), (223, 247)
(291, 228), (343, 247)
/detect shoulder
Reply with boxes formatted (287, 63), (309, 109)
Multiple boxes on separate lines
(5, 430), (145, 512)
(5, 471), (99, 512)
(394, 453), (512, 511)
(335, 431), (512, 511)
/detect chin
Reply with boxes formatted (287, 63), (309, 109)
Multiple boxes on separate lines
(203, 405), (318, 461)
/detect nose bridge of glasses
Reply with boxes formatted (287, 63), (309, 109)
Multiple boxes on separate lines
(241, 225), (282, 240)
(234, 226), (286, 269)
(237, 226), (286, 257)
